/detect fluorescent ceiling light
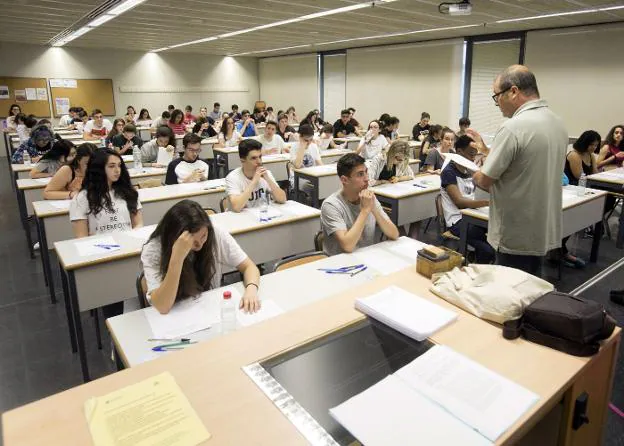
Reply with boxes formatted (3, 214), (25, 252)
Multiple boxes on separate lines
(88, 14), (116, 27)
(496, 5), (624, 24)
(151, 47), (170, 53)
(108, 0), (146, 15)
(231, 44), (312, 56)
(150, 0), (398, 52)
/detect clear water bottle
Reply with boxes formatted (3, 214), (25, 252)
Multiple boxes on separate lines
(133, 146), (142, 171)
(22, 151), (31, 167)
(259, 192), (270, 222)
(221, 291), (236, 335)
(577, 172), (587, 196)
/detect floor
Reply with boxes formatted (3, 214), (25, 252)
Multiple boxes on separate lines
(0, 163), (623, 445)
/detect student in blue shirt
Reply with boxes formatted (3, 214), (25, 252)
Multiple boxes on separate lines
(235, 110), (257, 138)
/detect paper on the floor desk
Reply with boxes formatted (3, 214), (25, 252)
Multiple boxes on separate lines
(355, 286), (457, 341)
(237, 299), (284, 327)
(75, 236), (121, 257)
(245, 206), (283, 221)
(354, 248), (412, 275)
(33, 177), (51, 184)
(46, 199), (71, 210)
(386, 237), (426, 260)
(395, 345), (539, 443)
(145, 297), (212, 339)
(329, 374), (492, 446)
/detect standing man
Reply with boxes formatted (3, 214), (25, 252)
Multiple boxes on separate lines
(471, 65), (567, 275)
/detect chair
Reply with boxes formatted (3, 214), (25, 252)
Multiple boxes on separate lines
(203, 207), (217, 215)
(314, 230), (324, 252)
(435, 194), (459, 242)
(135, 271), (148, 309)
(272, 251), (327, 272)
(219, 196), (230, 212)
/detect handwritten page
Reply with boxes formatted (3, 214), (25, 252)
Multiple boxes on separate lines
(85, 372), (211, 446)
(75, 236), (121, 257)
(237, 299), (284, 327)
(144, 297), (211, 339)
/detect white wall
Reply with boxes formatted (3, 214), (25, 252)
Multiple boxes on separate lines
(345, 39), (464, 134)
(322, 54), (346, 124)
(525, 23), (624, 138)
(0, 42), (259, 121)
(258, 54), (318, 117)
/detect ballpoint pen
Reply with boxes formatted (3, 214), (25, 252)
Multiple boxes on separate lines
(413, 183), (427, 188)
(94, 243), (121, 250)
(152, 340), (197, 352)
(350, 266), (368, 277)
(148, 337), (190, 342)
(318, 264), (364, 272)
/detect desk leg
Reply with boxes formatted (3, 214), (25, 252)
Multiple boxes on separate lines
(68, 271), (90, 382)
(312, 177), (320, 208)
(459, 219), (469, 256)
(223, 154), (230, 176)
(590, 219), (603, 263)
(37, 217), (56, 303)
(17, 189), (35, 259)
(59, 264), (77, 353)
(294, 172), (300, 203)
(617, 209), (624, 250)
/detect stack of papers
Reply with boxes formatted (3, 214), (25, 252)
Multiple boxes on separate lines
(441, 153), (480, 172)
(355, 286), (457, 341)
(330, 345), (539, 445)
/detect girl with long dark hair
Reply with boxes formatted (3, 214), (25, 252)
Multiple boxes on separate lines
(44, 143), (94, 199)
(30, 139), (75, 179)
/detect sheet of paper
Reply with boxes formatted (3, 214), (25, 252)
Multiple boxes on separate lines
(47, 200), (71, 210)
(237, 299), (283, 327)
(156, 146), (174, 166)
(25, 88), (37, 100)
(330, 375), (492, 446)
(145, 297), (212, 339)
(354, 248), (412, 275)
(85, 372), (211, 446)
(125, 225), (155, 242)
(386, 237), (426, 261)
(413, 176), (441, 189)
(0, 85), (9, 99)
(395, 345), (539, 442)
(275, 200), (313, 217)
(55, 97), (70, 115)
(75, 236), (121, 257)
(355, 286), (457, 341)
(36, 87), (47, 100)
(63, 78), (77, 88)
(14, 89), (26, 102)
(33, 177), (51, 184)
(49, 79), (64, 88)
(246, 206), (283, 221)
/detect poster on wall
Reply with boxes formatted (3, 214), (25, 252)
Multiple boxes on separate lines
(14, 89), (27, 102)
(0, 86), (8, 99)
(63, 79), (77, 88)
(49, 79), (64, 88)
(25, 88), (37, 100)
(55, 97), (70, 115)
(36, 88), (48, 101)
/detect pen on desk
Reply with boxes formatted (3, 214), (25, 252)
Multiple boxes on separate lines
(412, 183), (427, 188)
(350, 266), (368, 277)
(148, 338), (190, 342)
(94, 244), (121, 250)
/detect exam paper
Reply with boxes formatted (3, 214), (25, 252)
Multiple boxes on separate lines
(145, 297), (212, 339)
(354, 248), (412, 275)
(125, 226), (156, 242)
(441, 153), (481, 172)
(85, 372), (211, 446)
(156, 146), (174, 166)
(395, 345), (539, 442)
(237, 299), (284, 327)
(75, 236), (121, 257)
(33, 178), (51, 184)
(386, 237), (426, 260)
(46, 199), (71, 210)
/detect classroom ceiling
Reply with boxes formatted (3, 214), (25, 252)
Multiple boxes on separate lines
(1, 0), (623, 56)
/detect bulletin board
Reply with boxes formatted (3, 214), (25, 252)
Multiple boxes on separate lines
(49, 78), (115, 117)
(0, 77), (51, 118)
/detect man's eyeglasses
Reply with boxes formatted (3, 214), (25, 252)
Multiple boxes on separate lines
(491, 86), (512, 104)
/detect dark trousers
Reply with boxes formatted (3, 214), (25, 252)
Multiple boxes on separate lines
(496, 251), (543, 277)
(450, 222), (496, 264)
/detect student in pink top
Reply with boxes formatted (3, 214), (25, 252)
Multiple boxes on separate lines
(168, 109), (187, 135)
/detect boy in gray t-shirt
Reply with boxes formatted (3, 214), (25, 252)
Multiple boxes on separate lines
(321, 153), (399, 256)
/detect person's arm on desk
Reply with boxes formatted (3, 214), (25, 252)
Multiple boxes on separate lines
(237, 257), (261, 313)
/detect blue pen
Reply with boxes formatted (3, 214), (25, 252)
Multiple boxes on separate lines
(318, 264), (364, 272)
(413, 183), (427, 188)
(94, 243), (121, 250)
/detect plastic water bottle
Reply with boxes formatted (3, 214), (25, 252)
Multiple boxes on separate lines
(220, 291), (236, 335)
(22, 151), (31, 167)
(577, 172), (587, 197)
(133, 146), (142, 171)
(259, 192), (270, 222)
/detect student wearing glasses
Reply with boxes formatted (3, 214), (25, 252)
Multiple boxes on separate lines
(355, 120), (389, 160)
(12, 124), (54, 164)
(165, 133), (209, 184)
(235, 110), (257, 137)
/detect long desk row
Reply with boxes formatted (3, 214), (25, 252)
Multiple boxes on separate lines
(587, 168), (624, 247)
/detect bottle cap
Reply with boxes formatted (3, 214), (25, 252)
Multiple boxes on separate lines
(223, 291), (232, 299)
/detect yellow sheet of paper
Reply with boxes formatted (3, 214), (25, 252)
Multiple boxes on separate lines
(85, 372), (211, 446)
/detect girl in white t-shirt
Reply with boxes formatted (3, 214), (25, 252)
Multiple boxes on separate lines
(70, 148), (144, 319)
(141, 200), (261, 314)
(315, 123), (340, 151)
(356, 120), (389, 160)
(216, 117), (241, 148)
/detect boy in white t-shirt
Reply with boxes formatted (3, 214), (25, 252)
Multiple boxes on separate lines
(83, 108), (113, 140)
(164, 133), (210, 184)
(225, 139), (287, 211)
(289, 124), (323, 190)
(254, 120), (288, 155)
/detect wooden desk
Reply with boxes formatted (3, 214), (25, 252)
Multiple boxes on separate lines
(3, 265), (619, 445)
(371, 174), (440, 226)
(108, 237), (425, 367)
(459, 186), (607, 262)
(33, 179), (227, 304)
(587, 168), (624, 248)
(54, 200), (320, 381)
(333, 136), (361, 151)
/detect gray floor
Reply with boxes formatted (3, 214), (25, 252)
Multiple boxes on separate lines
(0, 163), (623, 445)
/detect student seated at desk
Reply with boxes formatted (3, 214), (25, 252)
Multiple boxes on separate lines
(192, 117), (217, 139)
(277, 113), (297, 142)
(236, 110), (257, 138)
(440, 135), (494, 263)
(13, 113), (27, 144)
(70, 148), (143, 318)
(168, 109), (187, 135)
(289, 124), (323, 190)
(457, 117), (470, 137)
(412, 112), (431, 142)
(30, 139), (75, 179)
(111, 123), (142, 155)
(140, 126), (176, 167)
(105, 119), (125, 149)
(151, 111), (170, 133)
(424, 127), (455, 174)
(347, 107), (362, 133)
(252, 107), (266, 124)
(136, 108), (152, 126)
(59, 107), (79, 128)
(597, 125), (624, 170)
(83, 109), (113, 141)
(73, 110), (89, 133)
(381, 116), (400, 141)
(141, 200), (260, 314)
(321, 154), (399, 255)
(300, 110), (323, 132)
(367, 140), (414, 186)
(333, 109), (357, 138)
(419, 124), (442, 166)
(44, 143), (94, 199)
(230, 104), (242, 122)
(11, 124), (54, 164)
(216, 116), (241, 148)
(254, 120), (287, 155)
(165, 133), (209, 185)
(355, 120), (389, 160)
(286, 106), (299, 126)
(225, 139), (286, 212)
(4, 103), (21, 132)
(209, 102), (222, 121)
(265, 106), (276, 122)
(183, 105), (196, 125)
(316, 124), (338, 150)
